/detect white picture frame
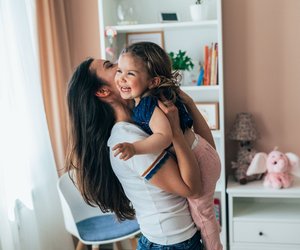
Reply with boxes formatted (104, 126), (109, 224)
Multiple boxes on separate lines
(126, 31), (165, 48)
(195, 102), (219, 130)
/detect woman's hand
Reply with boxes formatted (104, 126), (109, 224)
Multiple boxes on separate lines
(179, 89), (216, 149)
(158, 100), (181, 136)
(178, 89), (193, 106)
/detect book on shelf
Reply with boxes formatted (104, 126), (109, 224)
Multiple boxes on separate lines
(210, 43), (218, 85)
(203, 45), (210, 86)
(200, 42), (218, 86)
(197, 64), (204, 86)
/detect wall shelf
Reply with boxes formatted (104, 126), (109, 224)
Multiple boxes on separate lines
(181, 85), (220, 102)
(107, 20), (218, 33)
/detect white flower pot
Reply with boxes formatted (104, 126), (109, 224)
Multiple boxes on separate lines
(179, 70), (190, 86)
(190, 4), (207, 21)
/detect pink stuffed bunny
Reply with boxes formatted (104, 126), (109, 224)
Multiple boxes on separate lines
(247, 150), (300, 189)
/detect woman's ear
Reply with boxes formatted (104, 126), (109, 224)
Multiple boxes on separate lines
(149, 77), (161, 89)
(95, 87), (110, 98)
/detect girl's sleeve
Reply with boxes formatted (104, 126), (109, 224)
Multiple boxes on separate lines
(130, 151), (171, 180)
(132, 96), (158, 135)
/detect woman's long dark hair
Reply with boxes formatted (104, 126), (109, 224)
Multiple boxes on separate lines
(65, 58), (135, 220)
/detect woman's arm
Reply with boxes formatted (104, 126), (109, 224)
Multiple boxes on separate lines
(179, 89), (216, 149)
(148, 101), (201, 198)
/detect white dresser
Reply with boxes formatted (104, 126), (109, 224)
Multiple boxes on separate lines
(227, 177), (300, 250)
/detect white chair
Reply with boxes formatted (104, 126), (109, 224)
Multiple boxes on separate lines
(57, 172), (140, 250)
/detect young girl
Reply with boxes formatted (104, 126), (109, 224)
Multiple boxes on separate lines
(113, 42), (222, 250)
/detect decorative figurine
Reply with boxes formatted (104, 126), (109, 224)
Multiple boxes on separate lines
(105, 27), (117, 60)
(229, 112), (262, 184)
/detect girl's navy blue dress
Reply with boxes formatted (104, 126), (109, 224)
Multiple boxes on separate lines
(132, 95), (193, 135)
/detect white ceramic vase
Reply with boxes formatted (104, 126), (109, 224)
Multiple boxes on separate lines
(190, 4), (206, 21)
(178, 70), (185, 86)
(179, 70), (190, 86)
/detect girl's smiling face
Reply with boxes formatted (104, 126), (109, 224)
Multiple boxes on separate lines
(115, 53), (153, 103)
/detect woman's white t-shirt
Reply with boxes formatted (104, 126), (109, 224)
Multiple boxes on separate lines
(107, 122), (197, 245)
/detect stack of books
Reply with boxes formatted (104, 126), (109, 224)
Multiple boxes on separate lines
(197, 42), (218, 86)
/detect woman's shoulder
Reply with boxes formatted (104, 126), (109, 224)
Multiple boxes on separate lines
(111, 122), (149, 135)
(107, 122), (149, 146)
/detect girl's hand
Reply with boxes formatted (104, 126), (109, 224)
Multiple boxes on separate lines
(158, 100), (181, 136)
(112, 142), (136, 160)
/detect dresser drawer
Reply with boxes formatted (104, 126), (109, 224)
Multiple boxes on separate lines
(233, 220), (300, 244)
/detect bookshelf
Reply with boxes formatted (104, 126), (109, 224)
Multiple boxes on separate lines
(97, 0), (226, 248)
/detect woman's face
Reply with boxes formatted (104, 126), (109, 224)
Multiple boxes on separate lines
(90, 59), (119, 95)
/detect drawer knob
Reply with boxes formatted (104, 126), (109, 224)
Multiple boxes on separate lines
(259, 232), (263, 236)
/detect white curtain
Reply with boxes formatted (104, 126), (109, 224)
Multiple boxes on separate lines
(0, 1), (73, 249)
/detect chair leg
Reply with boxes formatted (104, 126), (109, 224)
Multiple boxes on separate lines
(129, 237), (137, 250)
(76, 241), (86, 250)
(115, 241), (122, 250)
(92, 245), (100, 250)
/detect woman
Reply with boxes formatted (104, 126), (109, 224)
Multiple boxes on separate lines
(66, 58), (214, 249)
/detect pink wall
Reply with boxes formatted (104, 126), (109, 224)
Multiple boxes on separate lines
(223, 0), (300, 171)
(64, 0), (100, 68)
(65, 0), (300, 172)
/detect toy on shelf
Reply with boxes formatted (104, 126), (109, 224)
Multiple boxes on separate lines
(105, 27), (117, 60)
(228, 112), (262, 184)
(247, 149), (300, 189)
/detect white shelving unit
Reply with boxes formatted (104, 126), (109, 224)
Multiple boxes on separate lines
(104, 20), (218, 33)
(227, 178), (300, 250)
(98, 0), (227, 248)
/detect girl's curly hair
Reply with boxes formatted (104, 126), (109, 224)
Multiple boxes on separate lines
(120, 41), (182, 102)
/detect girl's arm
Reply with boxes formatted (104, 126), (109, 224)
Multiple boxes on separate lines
(133, 106), (172, 154)
(149, 100), (201, 198)
(179, 89), (216, 149)
(113, 106), (172, 160)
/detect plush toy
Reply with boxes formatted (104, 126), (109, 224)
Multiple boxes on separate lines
(228, 112), (261, 185)
(247, 150), (300, 189)
(231, 141), (262, 184)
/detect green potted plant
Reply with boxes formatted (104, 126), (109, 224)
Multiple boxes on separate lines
(169, 50), (194, 85)
(168, 50), (194, 71)
(190, 0), (205, 21)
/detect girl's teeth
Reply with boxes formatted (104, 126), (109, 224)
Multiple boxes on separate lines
(121, 87), (130, 92)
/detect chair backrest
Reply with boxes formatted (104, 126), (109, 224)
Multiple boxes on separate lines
(57, 172), (109, 236)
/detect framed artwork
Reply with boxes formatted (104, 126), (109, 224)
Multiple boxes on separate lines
(195, 102), (219, 130)
(126, 31), (165, 48)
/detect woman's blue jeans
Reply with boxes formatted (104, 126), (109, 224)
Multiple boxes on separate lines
(137, 232), (203, 250)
